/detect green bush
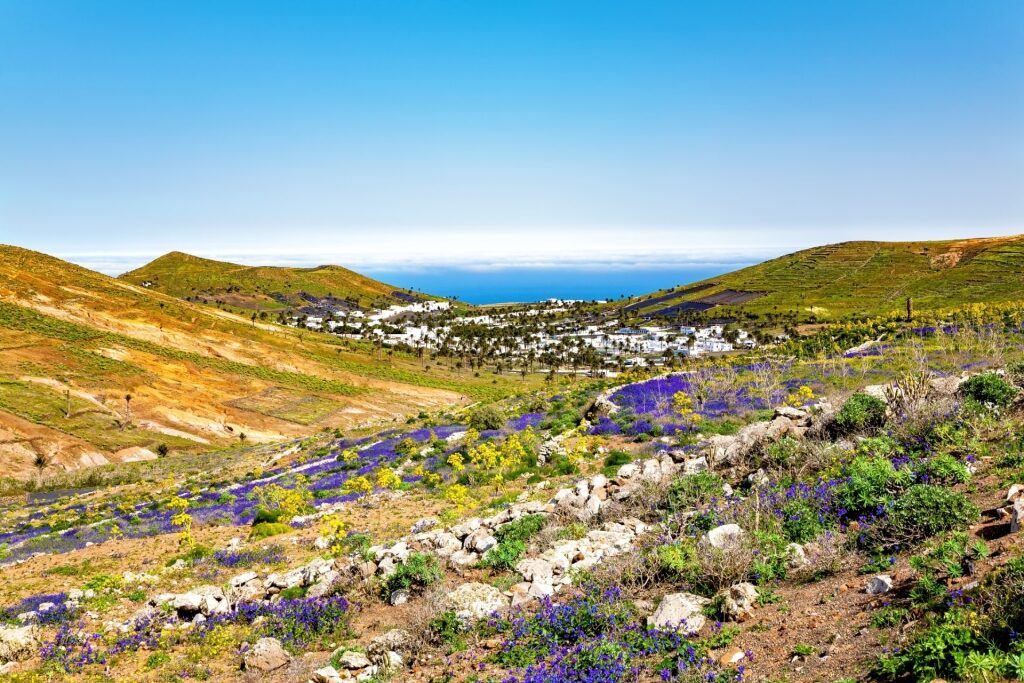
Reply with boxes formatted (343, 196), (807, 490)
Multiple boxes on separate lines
(833, 455), (912, 519)
(278, 585), (308, 600)
(380, 552), (443, 601)
(961, 372), (1017, 408)
(664, 472), (723, 512)
(253, 505), (284, 525)
(481, 514), (546, 570)
(430, 610), (467, 651)
(251, 522), (291, 539)
(780, 498), (830, 544)
(495, 514), (546, 544)
(654, 541), (698, 581)
(862, 485), (979, 554)
(468, 405), (505, 431)
(916, 453), (970, 485)
(480, 538), (527, 570)
(603, 450), (632, 469)
(763, 436), (800, 469)
(833, 393), (888, 434)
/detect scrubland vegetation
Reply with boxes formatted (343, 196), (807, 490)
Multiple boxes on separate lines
(1, 301), (1023, 682)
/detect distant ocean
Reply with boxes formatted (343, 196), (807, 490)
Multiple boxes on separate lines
(361, 266), (747, 305)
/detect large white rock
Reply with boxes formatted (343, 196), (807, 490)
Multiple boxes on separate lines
(517, 558), (554, 583)
(866, 575), (893, 594)
(312, 665), (343, 683)
(243, 637), (290, 672)
(701, 524), (746, 552)
(440, 582), (510, 620)
(0, 626), (37, 663)
(647, 593), (710, 634)
(448, 549), (480, 569)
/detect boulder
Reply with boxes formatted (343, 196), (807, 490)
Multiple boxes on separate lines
(1011, 498), (1024, 534)
(720, 582), (758, 621)
(440, 582), (510, 620)
(230, 571), (258, 588)
(171, 592), (203, 613)
(448, 549), (479, 569)
(719, 646), (747, 666)
(0, 626), (37, 663)
(866, 575), (893, 594)
(311, 665), (343, 683)
(785, 543), (810, 569)
(367, 629), (413, 660)
(683, 457), (709, 475)
(334, 649), (372, 669)
(647, 593), (710, 635)
(465, 529), (498, 553)
(450, 518), (481, 539)
(243, 637), (290, 672)
(516, 558), (554, 583)
(701, 524), (746, 552)
(411, 517), (439, 534)
(774, 405), (808, 422)
(617, 462), (639, 479)
(307, 570), (340, 598)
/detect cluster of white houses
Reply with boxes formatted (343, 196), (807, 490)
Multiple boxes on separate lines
(289, 300), (754, 368)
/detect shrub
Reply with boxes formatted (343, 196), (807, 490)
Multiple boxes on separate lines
(482, 514), (546, 570)
(763, 436), (800, 469)
(380, 552), (442, 601)
(664, 472), (723, 513)
(495, 514), (546, 544)
(780, 497), (829, 544)
(480, 539), (526, 570)
(961, 372), (1017, 408)
(468, 405), (505, 431)
(862, 485), (979, 554)
(833, 455), (912, 519)
(557, 523), (588, 541)
(833, 393), (887, 434)
(603, 450), (632, 469)
(916, 453), (970, 485)
(430, 610), (467, 651)
(251, 522), (291, 539)
(654, 541), (698, 581)
(252, 505), (284, 525)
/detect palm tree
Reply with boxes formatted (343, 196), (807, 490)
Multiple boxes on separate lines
(122, 393), (133, 429)
(32, 451), (51, 488)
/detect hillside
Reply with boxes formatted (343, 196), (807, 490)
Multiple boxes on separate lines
(622, 234), (1024, 321)
(1, 328), (1022, 682)
(120, 251), (441, 313)
(0, 246), (522, 480)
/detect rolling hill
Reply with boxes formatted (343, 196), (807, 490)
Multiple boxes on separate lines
(621, 234), (1024, 322)
(120, 251), (442, 313)
(0, 246), (513, 481)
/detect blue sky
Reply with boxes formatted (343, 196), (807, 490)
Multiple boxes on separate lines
(1, 0), (1022, 275)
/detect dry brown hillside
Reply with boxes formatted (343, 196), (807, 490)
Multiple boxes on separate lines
(0, 246), (498, 480)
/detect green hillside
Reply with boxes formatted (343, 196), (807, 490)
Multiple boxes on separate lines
(120, 251), (442, 311)
(621, 235), (1024, 322)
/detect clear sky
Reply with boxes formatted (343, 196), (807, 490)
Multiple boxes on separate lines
(1, 0), (1022, 275)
